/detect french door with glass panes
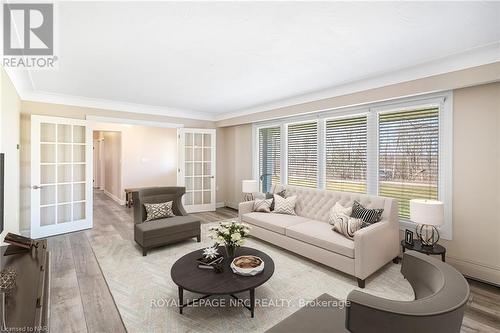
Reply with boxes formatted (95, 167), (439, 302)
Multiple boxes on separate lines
(177, 128), (216, 213)
(31, 116), (92, 238)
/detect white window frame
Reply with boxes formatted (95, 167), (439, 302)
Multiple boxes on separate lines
(252, 91), (453, 239)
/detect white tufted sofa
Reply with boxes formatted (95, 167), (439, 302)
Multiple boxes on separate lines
(238, 184), (399, 288)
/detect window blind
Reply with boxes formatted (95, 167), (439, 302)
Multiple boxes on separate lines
(378, 108), (439, 218)
(287, 121), (318, 188)
(259, 127), (281, 193)
(325, 115), (367, 193)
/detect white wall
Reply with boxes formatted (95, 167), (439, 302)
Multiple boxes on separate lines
(93, 123), (178, 203)
(0, 68), (21, 241)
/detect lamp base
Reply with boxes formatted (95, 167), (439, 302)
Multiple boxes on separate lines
(416, 224), (440, 246)
(243, 193), (254, 201)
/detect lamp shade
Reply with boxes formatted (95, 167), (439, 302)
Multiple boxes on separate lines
(242, 180), (259, 193)
(410, 199), (444, 226)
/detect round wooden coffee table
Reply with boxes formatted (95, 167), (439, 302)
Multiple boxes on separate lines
(171, 246), (274, 318)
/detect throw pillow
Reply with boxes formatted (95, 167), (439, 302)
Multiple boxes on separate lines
(266, 189), (286, 211)
(328, 202), (352, 225)
(253, 198), (273, 213)
(331, 213), (364, 240)
(351, 200), (384, 226)
(144, 201), (175, 222)
(272, 194), (297, 215)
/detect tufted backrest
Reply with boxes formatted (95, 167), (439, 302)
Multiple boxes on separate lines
(271, 184), (396, 224)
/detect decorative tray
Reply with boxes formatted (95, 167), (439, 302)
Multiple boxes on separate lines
(230, 255), (264, 276)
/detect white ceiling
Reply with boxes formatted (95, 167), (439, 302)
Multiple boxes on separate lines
(13, 1), (500, 120)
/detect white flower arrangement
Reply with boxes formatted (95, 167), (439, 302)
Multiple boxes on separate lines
(208, 220), (251, 248)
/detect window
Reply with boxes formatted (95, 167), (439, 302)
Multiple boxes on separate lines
(325, 115), (367, 193)
(253, 93), (451, 238)
(258, 127), (281, 193)
(287, 121), (318, 188)
(378, 108), (439, 219)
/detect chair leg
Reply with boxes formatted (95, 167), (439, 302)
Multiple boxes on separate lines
(392, 256), (400, 264)
(196, 235), (201, 242)
(357, 278), (365, 288)
(142, 248), (148, 256)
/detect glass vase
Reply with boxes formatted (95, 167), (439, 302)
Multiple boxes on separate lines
(225, 244), (237, 260)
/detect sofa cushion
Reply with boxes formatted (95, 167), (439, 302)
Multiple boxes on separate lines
(286, 220), (355, 258)
(242, 212), (312, 235)
(135, 216), (200, 240)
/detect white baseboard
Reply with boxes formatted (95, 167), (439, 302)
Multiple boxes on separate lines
(104, 190), (126, 205)
(215, 202), (225, 208)
(446, 256), (500, 286)
(225, 201), (239, 210)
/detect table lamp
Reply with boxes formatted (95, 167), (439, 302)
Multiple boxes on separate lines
(410, 199), (444, 247)
(242, 180), (259, 201)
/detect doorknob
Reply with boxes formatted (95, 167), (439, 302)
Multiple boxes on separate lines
(210, 176), (214, 179)
(32, 185), (42, 189)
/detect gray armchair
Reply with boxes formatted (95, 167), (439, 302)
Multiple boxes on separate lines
(266, 250), (470, 333)
(133, 187), (201, 256)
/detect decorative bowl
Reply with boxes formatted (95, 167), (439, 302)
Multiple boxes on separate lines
(230, 255), (264, 276)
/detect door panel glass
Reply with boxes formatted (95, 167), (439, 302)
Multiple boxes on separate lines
(203, 177), (211, 189)
(40, 206), (56, 226)
(73, 165), (85, 182)
(41, 144), (56, 163)
(57, 124), (72, 143)
(203, 134), (211, 147)
(203, 148), (211, 162)
(73, 145), (85, 163)
(185, 147), (193, 161)
(194, 133), (203, 147)
(185, 162), (193, 176)
(58, 145), (72, 163)
(194, 163), (202, 176)
(57, 204), (72, 223)
(185, 178), (193, 191)
(58, 184), (71, 203)
(194, 148), (202, 161)
(58, 165), (71, 183)
(185, 133), (193, 146)
(73, 202), (86, 220)
(193, 191), (202, 205)
(203, 191), (211, 204)
(184, 192), (193, 205)
(203, 162), (211, 175)
(41, 185), (56, 205)
(41, 123), (56, 142)
(73, 183), (85, 201)
(73, 125), (85, 143)
(41, 165), (56, 184)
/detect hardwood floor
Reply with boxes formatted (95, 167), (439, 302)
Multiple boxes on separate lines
(46, 191), (499, 333)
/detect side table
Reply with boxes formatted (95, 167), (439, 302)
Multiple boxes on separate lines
(401, 239), (446, 262)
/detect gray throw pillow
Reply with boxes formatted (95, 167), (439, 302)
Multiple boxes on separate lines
(253, 198), (273, 213)
(144, 201), (175, 222)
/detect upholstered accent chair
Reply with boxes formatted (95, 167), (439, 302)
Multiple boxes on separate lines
(133, 187), (201, 256)
(266, 251), (470, 333)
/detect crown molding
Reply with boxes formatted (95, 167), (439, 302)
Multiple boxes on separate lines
(214, 42), (500, 122)
(21, 90), (215, 121)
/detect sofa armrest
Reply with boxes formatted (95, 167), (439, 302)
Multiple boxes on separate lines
(238, 201), (254, 221)
(354, 220), (399, 280)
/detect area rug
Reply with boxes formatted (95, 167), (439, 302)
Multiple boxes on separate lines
(89, 220), (413, 333)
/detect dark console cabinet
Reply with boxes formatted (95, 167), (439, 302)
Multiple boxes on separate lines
(0, 240), (50, 332)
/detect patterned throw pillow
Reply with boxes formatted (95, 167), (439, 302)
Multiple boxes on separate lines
(328, 202), (352, 225)
(331, 213), (364, 240)
(266, 189), (286, 211)
(272, 194), (297, 215)
(144, 201), (175, 222)
(351, 200), (384, 227)
(253, 198), (273, 213)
